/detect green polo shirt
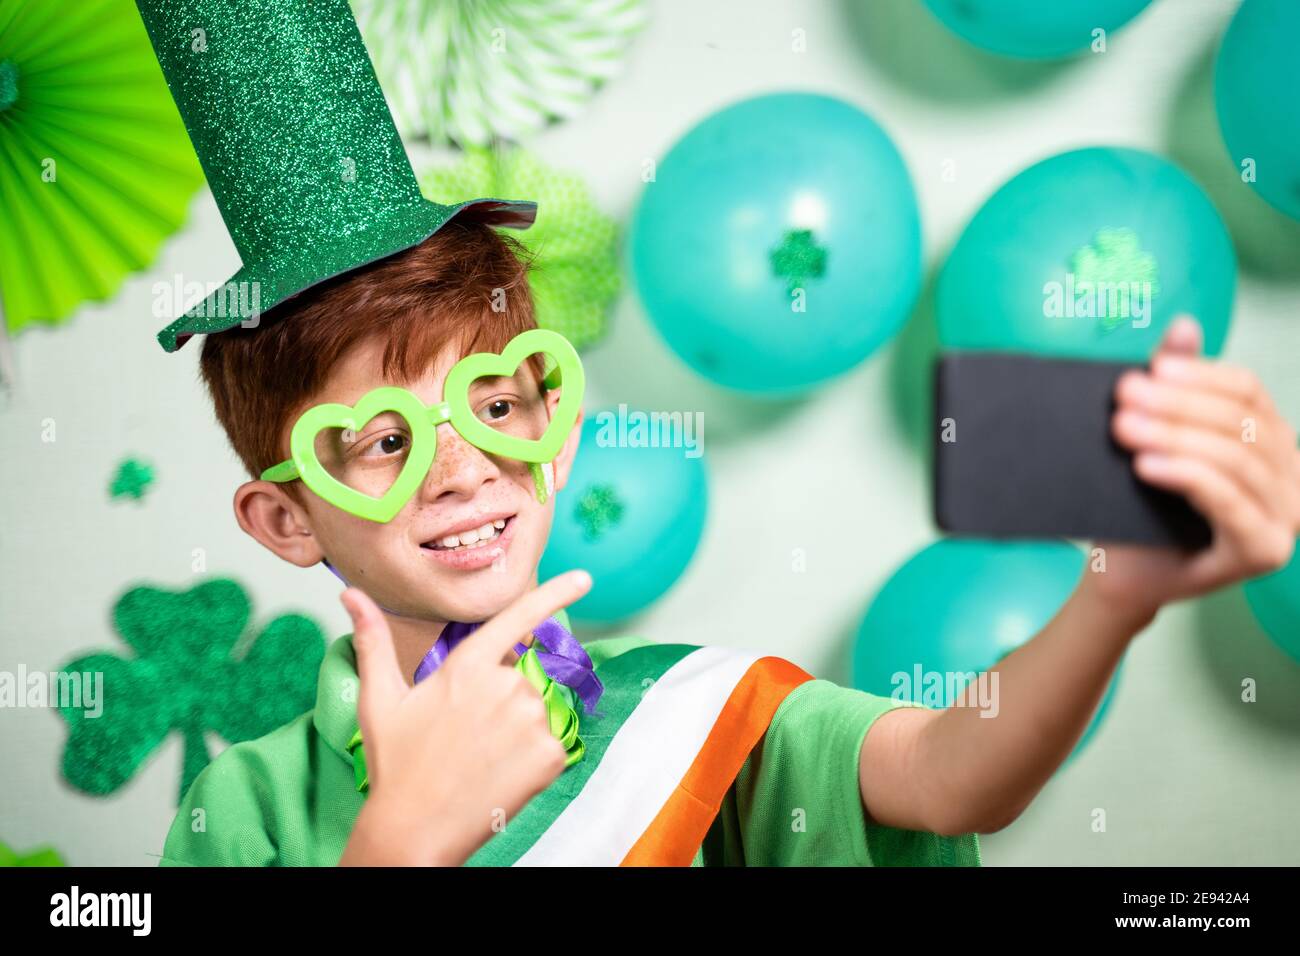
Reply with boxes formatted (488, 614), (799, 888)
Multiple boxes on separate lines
(160, 632), (981, 867)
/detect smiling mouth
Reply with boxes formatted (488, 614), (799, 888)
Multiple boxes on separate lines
(422, 517), (512, 552)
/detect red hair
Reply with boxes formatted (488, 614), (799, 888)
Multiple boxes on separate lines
(199, 219), (540, 496)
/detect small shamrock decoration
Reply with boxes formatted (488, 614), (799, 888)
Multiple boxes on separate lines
(575, 483), (625, 542)
(1069, 227), (1161, 332)
(0, 840), (64, 867)
(57, 577), (326, 803)
(109, 457), (154, 501)
(770, 228), (828, 295)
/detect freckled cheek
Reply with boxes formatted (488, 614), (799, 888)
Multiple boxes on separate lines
(514, 486), (556, 551)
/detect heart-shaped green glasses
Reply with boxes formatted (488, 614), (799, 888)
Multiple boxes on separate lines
(260, 328), (585, 522)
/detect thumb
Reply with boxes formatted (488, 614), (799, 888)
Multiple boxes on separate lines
(1157, 313), (1203, 359)
(342, 587), (405, 742)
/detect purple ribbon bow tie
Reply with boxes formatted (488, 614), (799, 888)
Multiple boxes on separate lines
(413, 615), (604, 716)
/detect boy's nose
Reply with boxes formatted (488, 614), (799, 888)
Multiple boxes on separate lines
(418, 425), (500, 501)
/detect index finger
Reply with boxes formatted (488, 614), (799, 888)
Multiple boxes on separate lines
(458, 570), (592, 667)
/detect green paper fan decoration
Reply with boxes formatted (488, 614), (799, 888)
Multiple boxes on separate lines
(0, 0), (203, 338)
(420, 149), (619, 349)
(353, 0), (647, 146)
(56, 578), (326, 804)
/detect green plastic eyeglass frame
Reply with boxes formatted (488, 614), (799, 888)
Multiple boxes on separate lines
(259, 328), (585, 522)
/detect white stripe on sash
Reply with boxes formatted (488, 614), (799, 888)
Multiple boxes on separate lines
(515, 644), (761, 866)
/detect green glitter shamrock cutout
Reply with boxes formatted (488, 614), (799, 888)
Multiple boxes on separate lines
(420, 148), (619, 350)
(575, 483), (625, 541)
(1069, 227), (1161, 333)
(56, 578), (325, 803)
(0, 839), (64, 867)
(109, 457), (154, 501)
(770, 228), (828, 295)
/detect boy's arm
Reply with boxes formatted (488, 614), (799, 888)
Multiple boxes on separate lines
(859, 577), (1144, 836)
(860, 316), (1300, 837)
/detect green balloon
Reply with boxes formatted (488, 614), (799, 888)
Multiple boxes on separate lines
(853, 539), (1120, 761)
(921, 0), (1153, 59)
(1243, 544), (1300, 664)
(1215, 0), (1300, 222)
(938, 147), (1235, 360)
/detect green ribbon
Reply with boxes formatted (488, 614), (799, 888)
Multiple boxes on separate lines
(517, 643), (584, 765)
(347, 645), (584, 793)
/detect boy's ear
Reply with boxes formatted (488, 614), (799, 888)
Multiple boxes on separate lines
(233, 480), (326, 568)
(548, 394), (583, 495)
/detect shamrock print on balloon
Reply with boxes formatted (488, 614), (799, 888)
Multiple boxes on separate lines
(575, 483), (625, 541)
(770, 228), (828, 296)
(56, 578), (325, 803)
(1068, 227), (1161, 333)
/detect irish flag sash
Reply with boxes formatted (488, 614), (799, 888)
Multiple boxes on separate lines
(466, 643), (813, 867)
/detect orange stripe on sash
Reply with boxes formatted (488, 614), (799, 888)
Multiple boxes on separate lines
(620, 656), (813, 866)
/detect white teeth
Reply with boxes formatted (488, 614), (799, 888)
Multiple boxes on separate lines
(431, 519), (508, 551)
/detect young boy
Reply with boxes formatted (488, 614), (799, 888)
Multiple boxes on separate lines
(142, 0), (1300, 866)
(161, 218), (1300, 866)
(165, 220), (975, 867)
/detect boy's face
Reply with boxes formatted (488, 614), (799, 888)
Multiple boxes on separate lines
(260, 335), (580, 624)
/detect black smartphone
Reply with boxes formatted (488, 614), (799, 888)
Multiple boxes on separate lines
(933, 352), (1213, 549)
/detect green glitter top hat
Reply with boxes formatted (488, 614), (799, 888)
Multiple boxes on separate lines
(134, 0), (536, 353)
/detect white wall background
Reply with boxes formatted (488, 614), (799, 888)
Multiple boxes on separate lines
(2, 0), (1298, 865)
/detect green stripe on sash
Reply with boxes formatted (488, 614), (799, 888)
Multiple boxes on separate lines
(467, 643), (701, 866)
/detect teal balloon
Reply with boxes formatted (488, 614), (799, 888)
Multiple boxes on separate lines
(1215, 0), (1300, 221)
(539, 412), (707, 625)
(921, 0), (1153, 59)
(629, 92), (921, 394)
(1243, 543), (1300, 663)
(938, 147), (1235, 360)
(853, 539), (1120, 760)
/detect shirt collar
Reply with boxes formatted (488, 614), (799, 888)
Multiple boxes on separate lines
(313, 635), (363, 764)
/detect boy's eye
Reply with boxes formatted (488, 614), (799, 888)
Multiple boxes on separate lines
(478, 398), (515, 424)
(356, 431), (409, 459)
